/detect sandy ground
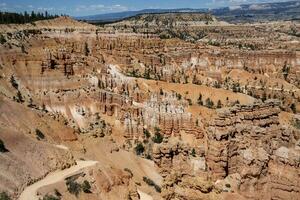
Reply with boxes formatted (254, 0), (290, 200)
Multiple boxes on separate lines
(80, 137), (163, 186)
(139, 79), (255, 106)
(138, 189), (153, 200)
(19, 160), (98, 200)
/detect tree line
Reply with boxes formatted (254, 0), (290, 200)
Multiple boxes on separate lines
(0, 11), (64, 24)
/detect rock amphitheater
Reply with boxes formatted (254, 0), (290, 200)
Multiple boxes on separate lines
(0, 12), (299, 200)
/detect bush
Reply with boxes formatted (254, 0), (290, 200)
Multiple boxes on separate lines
(292, 119), (300, 129)
(159, 88), (164, 95)
(84, 42), (90, 56)
(143, 176), (155, 186)
(291, 103), (296, 114)
(143, 128), (150, 138)
(0, 192), (10, 200)
(82, 180), (91, 193)
(176, 93), (182, 100)
(15, 91), (24, 103)
(54, 189), (61, 197)
(197, 94), (203, 106)
(66, 179), (81, 197)
(205, 98), (214, 109)
(262, 92), (267, 102)
(154, 185), (161, 193)
(143, 69), (151, 79)
(143, 177), (161, 193)
(217, 100), (222, 108)
(232, 83), (240, 93)
(10, 76), (18, 89)
(191, 148), (196, 157)
(42, 194), (60, 200)
(134, 143), (144, 155)
(124, 168), (133, 177)
(146, 154), (152, 160)
(36, 129), (45, 140)
(21, 44), (26, 54)
(0, 140), (8, 153)
(0, 34), (6, 44)
(152, 132), (163, 144)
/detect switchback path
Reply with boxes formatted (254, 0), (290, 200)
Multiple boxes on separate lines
(19, 160), (98, 200)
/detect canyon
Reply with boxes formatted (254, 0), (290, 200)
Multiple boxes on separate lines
(0, 11), (299, 200)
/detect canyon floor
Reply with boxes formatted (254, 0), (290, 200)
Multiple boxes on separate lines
(0, 11), (299, 200)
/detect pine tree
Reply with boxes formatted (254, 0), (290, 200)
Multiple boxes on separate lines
(0, 139), (8, 153)
(217, 100), (222, 108)
(16, 90), (24, 103)
(191, 148), (196, 157)
(0, 11), (64, 24)
(197, 93), (203, 105)
(10, 75), (18, 89)
(21, 44), (26, 53)
(262, 92), (267, 102)
(291, 103), (296, 114)
(205, 98), (214, 108)
(84, 42), (90, 56)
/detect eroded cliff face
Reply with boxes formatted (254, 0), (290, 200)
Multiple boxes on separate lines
(0, 96), (76, 199)
(207, 100), (299, 199)
(151, 101), (300, 200)
(0, 16), (299, 200)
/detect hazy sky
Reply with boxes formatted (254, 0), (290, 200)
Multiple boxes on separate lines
(0, 0), (291, 16)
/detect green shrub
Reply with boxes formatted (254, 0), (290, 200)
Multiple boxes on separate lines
(191, 148), (196, 157)
(143, 69), (151, 79)
(0, 192), (10, 200)
(143, 128), (150, 138)
(217, 100), (222, 108)
(84, 42), (90, 56)
(143, 177), (161, 193)
(21, 44), (26, 53)
(0, 34), (6, 44)
(124, 168), (133, 177)
(292, 119), (300, 129)
(197, 94), (203, 105)
(82, 180), (91, 193)
(36, 129), (45, 140)
(10, 76), (18, 89)
(66, 179), (81, 197)
(134, 143), (144, 155)
(154, 185), (161, 193)
(159, 88), (164, 95)
(42, 194), (60, 200)
(152, 132), (163, 144)
(54, 189), (61, 197)
(205, 98), (214, 109)
(146, 154), (152, 160)
(177, 93), (182, 100)
(291, 103), (296, 114)
(15, 90), (24, 103)
(143, 176), (155, 186)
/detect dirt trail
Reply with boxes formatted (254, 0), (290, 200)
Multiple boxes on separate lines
(19, 160), (98, 200)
